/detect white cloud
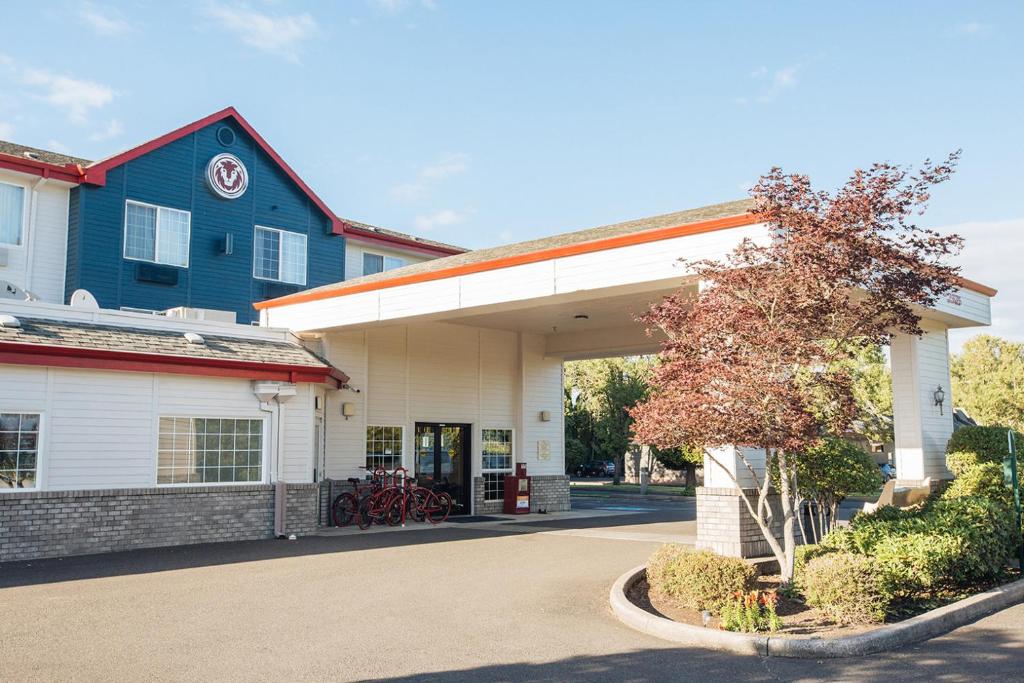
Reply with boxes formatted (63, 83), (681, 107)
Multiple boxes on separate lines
(90, 118), (124, 142)
(79, 3), (132, 36)
(957, 21), (992, 36)
(369, 0), (437, 13)
(942, 217), (1024, 351)
(46, 139), (71, 154)
(391, 153), (469, 201)
(413, 208), (467, 232)
(203, 2), (319, 63)
(22, 68), (115, 123)
(741, 63), (801, 105)
(0, 121), (13, 139)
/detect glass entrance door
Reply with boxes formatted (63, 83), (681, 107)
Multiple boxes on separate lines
(414, 423), (470, 514)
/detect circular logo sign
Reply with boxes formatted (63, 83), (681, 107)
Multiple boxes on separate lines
(205, 153), (248, 199)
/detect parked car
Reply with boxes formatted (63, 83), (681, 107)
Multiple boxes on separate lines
(575, 460), (616, 477)
(879, 462), (896, 483)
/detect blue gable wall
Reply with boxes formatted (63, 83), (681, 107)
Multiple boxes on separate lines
(65, 119), (342, 323)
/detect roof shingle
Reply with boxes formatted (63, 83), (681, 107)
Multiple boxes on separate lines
(0, 141), (91, 168)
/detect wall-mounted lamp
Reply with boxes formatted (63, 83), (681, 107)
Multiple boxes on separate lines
(342, 402), (357, 420)
(933, 385), (945, 414)
(539, 410), (551, 422)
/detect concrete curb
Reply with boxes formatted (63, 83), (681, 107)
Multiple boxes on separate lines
(571, 492), (695, 503)
(609, 565), (1024, 658)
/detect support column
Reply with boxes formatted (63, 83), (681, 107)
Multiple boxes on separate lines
(696, 446), (784, 558)
(890, 322), (955, 484)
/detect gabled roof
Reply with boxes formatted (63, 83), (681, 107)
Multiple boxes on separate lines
(81, 106), (345, 234)
(0, 315), (348, 386)
(342, 217), (467, 255)
(256, 199), (759, 310)
(0, 140), (91, 167)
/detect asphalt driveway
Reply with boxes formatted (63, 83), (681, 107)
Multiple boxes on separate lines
(0, 499), (1021, 682)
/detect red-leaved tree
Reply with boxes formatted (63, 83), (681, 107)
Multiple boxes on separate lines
(631, 154), (964, 581)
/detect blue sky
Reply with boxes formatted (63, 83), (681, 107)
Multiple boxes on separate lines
(1, 1), (1021, 347)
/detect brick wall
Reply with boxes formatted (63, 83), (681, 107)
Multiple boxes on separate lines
(0, 483), (318, 562)
(530, 475), (570, 512)
(695, 486), (785, 558)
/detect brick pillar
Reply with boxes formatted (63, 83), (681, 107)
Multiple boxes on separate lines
(696, 487), (785, 558)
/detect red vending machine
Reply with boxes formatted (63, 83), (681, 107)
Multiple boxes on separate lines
(503, 463), (531, 514)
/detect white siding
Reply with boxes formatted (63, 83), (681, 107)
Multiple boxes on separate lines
(891, 322), (954, 481)
(518, 333), (564, 476)
(322, 323), (529, 489)
(344, 241), (433, 281)
(0, 364), (316, 491)
(0, 171), (70, 304)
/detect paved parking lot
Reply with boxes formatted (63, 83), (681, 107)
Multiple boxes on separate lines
(0, 498), (1021, 682)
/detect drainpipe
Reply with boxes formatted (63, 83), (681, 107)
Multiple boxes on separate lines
(24, 177), (47, 295)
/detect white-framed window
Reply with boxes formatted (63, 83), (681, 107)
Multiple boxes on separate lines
(0, 181), (26, 247)
(0, 412), (40, 490)
(254, 226), (307, 285)
(362, 252), (406, 276)
(157, 417), (264, 485)
(481, 428), (514, 501)
(366, 425), (403, 471)
(123, 200), (191, 267)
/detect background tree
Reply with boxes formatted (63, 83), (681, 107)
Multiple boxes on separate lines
(565, 357), (651, 482)
(952, 335), (1024, 432)
(631, 154), (963, 582)
(650, 444), (703, 489)
(841, 345), (894, 444)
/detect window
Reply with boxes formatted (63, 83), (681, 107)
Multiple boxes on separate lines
(254, 226), (307, 285)
(362, 252), (406, 276)
(366, 426), (403, 471)
(157, 417), (263, 485)
(481, 428), (513, 501)
(0, 413), (39, 490)
(0, 182), (26, 246)
(123, 200), (191, 267)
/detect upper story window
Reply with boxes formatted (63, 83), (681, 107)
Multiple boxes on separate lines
(254, 226), (307, 285)
(0, 182), (26, 246)
(362, 252), (406, 276)
(123, 200), (191, 267)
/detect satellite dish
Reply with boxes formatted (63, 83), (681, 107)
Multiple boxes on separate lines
(0, 280), (32, 301)
(69, 289), (100, 310)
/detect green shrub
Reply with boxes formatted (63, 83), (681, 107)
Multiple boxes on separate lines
(872, 531), (963, 599)
(927, 496), (1017, 583)
(793, 543), (832, 589)
(946, 450), (982, 478)
(943, 463), (1013, 505)
(946, 426), (1017, 464)
(646, 545), (756, 613)
(802, 553), (887, 624)
(720, 590), (782, 632)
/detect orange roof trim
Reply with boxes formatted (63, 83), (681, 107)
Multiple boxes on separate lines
(254, 211), (999, 310)
(255, 212), (762, 310)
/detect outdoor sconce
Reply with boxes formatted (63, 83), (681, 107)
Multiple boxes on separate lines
(933, 386), (945, 415)
(342, 402), (357, 420)
(539, 410), (552, 422)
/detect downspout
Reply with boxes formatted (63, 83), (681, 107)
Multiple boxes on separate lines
(24, 177), (47, 295)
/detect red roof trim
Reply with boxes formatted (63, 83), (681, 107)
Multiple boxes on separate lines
(0, 154), (85, 184)
(343, 225), (465, 256)
(81, 106), (344, 233)
(0, 341), (348, 388)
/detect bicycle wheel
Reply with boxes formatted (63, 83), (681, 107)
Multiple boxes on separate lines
(356, 497), (374, 530)
(385, 496), (405, 526)
(426, 491), (453, 524)
(332, 492), (358, 527)
(406, 488), (427, 523)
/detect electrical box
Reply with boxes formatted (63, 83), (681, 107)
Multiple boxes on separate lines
(503, 462), (531, 515)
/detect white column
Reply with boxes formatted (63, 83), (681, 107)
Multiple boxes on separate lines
(703, 446), (766, 489)
(890, 322), (955, 483)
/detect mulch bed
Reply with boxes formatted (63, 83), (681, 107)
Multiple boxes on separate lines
(626, 573), (916, 639)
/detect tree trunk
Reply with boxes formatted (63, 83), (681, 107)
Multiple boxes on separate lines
(775, 449), (797, 583)
(682, 462), (697, 489)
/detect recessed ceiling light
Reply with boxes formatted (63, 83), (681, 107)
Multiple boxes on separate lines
(574, 314), (589, 320)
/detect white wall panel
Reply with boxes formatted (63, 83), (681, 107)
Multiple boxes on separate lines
(0, 172), (70, 304)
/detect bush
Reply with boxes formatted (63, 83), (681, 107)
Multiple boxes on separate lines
(943, 463), (1013, 505)
(872, 531), (963, 599)
(793, 543), (832, 589)
(802, 553), (887, 624)
(946, 426), (1017, 464)
(946, 450), (983, 477)
(646, 545), (756, 613)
